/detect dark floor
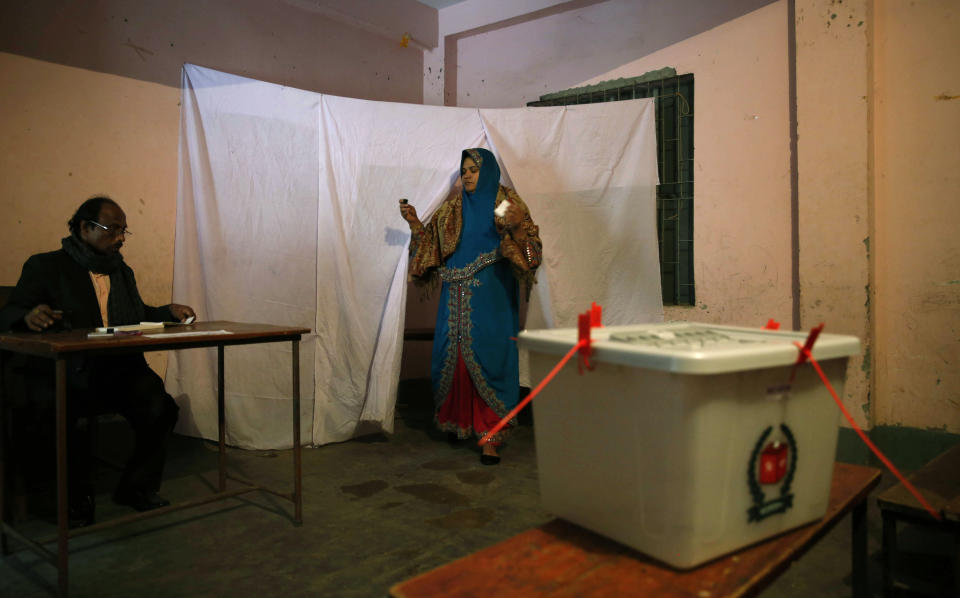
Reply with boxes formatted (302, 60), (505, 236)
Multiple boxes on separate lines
(0, 380), (953, 597)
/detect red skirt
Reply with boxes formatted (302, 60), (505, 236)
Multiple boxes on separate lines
(436, 348), (509, 445)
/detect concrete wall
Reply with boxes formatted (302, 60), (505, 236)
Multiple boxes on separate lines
(1, 0), (432, 372)
(871, 0), (959, 432)
(796, 0), (871, 428)
(428, 0), (777, 108)
(579, 2), (794, 331)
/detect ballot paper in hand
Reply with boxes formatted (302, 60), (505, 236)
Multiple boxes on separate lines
(494, 201), (510, 218)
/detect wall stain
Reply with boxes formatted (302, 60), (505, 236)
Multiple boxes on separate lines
(426, 507), (494, 529)
(122, 38), (154, 61)
(456, 471), (495, 485)
(396, 483), (471, 506)
(934, 93), (959, 101)
(920, 291), (960, 309)
(379, 501), (405, 510)
(341, 479), (389, 499)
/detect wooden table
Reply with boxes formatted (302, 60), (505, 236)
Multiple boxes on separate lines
(877, 443), (960, 596)
(391, 462), (882, 598)
(0, 321), (310, 597)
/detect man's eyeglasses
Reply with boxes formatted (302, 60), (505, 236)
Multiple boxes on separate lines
(87, 220), (132, 237)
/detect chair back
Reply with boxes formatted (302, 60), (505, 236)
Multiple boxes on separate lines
(0, 285), (13, 308)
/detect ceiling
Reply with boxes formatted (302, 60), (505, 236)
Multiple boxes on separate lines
(415, 0), (468, 9)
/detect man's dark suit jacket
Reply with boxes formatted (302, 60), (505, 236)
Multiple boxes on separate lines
(0, 249), (174, 391)
(0, 249), (173, 331)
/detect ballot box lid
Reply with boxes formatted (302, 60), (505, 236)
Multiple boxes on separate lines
(517, 322), (860, 374)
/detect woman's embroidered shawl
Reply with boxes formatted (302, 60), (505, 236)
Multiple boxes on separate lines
(408, 185), (542, 296)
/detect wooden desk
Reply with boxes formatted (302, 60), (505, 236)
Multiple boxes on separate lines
(391, 462), (882, 598)
(0, 321), (310, 597)
(877, 443), (960, 596)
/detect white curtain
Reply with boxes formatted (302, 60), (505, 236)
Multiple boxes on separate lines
(168, 64), (662, 448)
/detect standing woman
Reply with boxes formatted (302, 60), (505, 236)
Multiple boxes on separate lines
(400, 148), (542, 464)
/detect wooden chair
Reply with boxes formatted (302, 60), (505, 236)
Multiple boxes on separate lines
(0, 286), (125, 534)
(0, 284), (28, 526)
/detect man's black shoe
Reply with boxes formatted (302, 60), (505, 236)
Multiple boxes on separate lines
(113, 488), (171, 512)
(68, 493), (96, 528)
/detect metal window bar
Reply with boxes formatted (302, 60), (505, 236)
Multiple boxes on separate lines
(528, 74), (695, 305)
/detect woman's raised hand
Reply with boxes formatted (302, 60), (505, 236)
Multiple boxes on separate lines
(399, 200), (421, 228)
(501, 203), (524, 230)
(495, 201), (523, 231)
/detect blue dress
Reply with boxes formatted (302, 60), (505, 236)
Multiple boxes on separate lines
(408, 148), (542, 442)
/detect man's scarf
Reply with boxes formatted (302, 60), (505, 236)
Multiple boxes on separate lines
(61, 235), (146, 326)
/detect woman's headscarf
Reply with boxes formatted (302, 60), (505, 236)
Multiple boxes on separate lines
(450, 148), (501, 265)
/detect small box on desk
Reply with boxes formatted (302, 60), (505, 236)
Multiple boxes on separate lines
(517, 322), (859, 569)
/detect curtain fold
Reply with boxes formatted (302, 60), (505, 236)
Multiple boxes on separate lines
(169, 64), (661, 448)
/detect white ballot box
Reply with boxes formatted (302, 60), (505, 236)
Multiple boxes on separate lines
(517, 322), (860, 569)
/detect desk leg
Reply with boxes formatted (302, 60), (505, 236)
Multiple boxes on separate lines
(55, 358), (69, 597)
(217, 345), (226, 493)
(292, 339), (302, 525)
(0, 351), (10, 556)
(0, 350), (7, 555)
(852, 498), (867, 598)
(882, 511), (896, 598)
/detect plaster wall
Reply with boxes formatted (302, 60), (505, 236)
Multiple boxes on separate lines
(0, 0), (429, 373)
(433, 0), (776, 109)
(423, 0), (569, 105)
(872, 0), (960, 432)
(795, 0), (871, 428)
(580, 1), (795, 330)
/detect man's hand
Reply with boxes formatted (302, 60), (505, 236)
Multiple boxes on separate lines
(25, 304), (62, 332)
(169, 304), (196, 323)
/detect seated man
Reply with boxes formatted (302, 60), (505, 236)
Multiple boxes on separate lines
(0, 196), (195, 525)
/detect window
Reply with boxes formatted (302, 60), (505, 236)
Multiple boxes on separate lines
(527, 71), (695, 305)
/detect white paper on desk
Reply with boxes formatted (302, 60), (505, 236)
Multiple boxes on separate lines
(96, 322), (165, 333)
(144, 330), (233, 338)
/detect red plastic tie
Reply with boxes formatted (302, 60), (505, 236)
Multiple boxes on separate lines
(789, 323), (823, 383)
(763, 319), (781, 330)
(796, 323), (823, 365)
(479, 340), (585, 446)
(794, 338), (942, 521)
(577, 312), (594, 373)
(590, 302), (603, 327)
